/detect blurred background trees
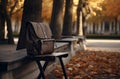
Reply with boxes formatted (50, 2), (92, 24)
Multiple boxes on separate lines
(0, 0), (120, 44)
(0, 0), (23, 44)
(101, 0), (120, 34)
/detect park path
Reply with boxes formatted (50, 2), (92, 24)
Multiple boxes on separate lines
(86, 39), (120, 52)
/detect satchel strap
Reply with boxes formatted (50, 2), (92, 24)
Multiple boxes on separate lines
(30, 22), (45, 38)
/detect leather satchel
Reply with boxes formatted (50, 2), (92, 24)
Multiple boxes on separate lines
(35, 39), (54, 55)
(26, 22), (54, 55)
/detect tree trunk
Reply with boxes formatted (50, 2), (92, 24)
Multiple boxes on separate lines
(62, 0), (73, 36)
(114, 17), (118, 34)
(5, 13), (14, 44)
(0, 0), (14, 44)
(50, 0), (64, 39)
(76, 0), (83, 35)
(5, 0), (14, 44)
(17, 0), (42, 50)
(0, 5), (5, 39)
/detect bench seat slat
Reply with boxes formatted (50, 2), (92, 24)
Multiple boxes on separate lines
(35, 52), (68, 57)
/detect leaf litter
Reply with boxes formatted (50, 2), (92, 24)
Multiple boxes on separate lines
(52, 50), (120, 79)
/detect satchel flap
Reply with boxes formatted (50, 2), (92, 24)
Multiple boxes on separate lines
(26, 22), (54, 55)
(30, 22), (52, 39)
(42, 23), (52, 38)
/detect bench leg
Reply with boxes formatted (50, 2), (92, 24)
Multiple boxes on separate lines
(58, 57), (68, 79)
(36, 61), (49, 79)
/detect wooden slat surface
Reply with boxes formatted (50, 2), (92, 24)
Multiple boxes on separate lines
(0, 42), (69, 63)
(0, 45), (27, 62)
(0, 42), (70, 79)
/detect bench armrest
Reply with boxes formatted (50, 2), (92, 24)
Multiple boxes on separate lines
(40, 38), (55, 42)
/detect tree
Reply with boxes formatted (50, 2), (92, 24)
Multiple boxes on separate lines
(87, 0), (120, 34)
(75, 0), (105, 35)
(0, 0), (14, 44)
(17, 0), (42, 50)
(0, 0), (23, 44)
(0, 0), (5, 39)
(50, 0), (64, 39)
(62, 0), (73, 36)
(76, 0), (83, 35)
(101, 0), (120, 34)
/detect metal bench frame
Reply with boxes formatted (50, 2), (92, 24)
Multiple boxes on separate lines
(29, 52), (68, 79)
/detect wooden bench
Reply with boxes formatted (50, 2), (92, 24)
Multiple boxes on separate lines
(28, 52), (68, 79)
(0, 45), (27, 71)
(25, 22), (69, 79)
(0, 42), (69, 79)
(56, 38), (78, 56)
(61, 36), (86, 50)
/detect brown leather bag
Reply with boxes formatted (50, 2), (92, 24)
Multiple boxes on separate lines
(38, 39), (54, 55)
(26, 22), (54, 55)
